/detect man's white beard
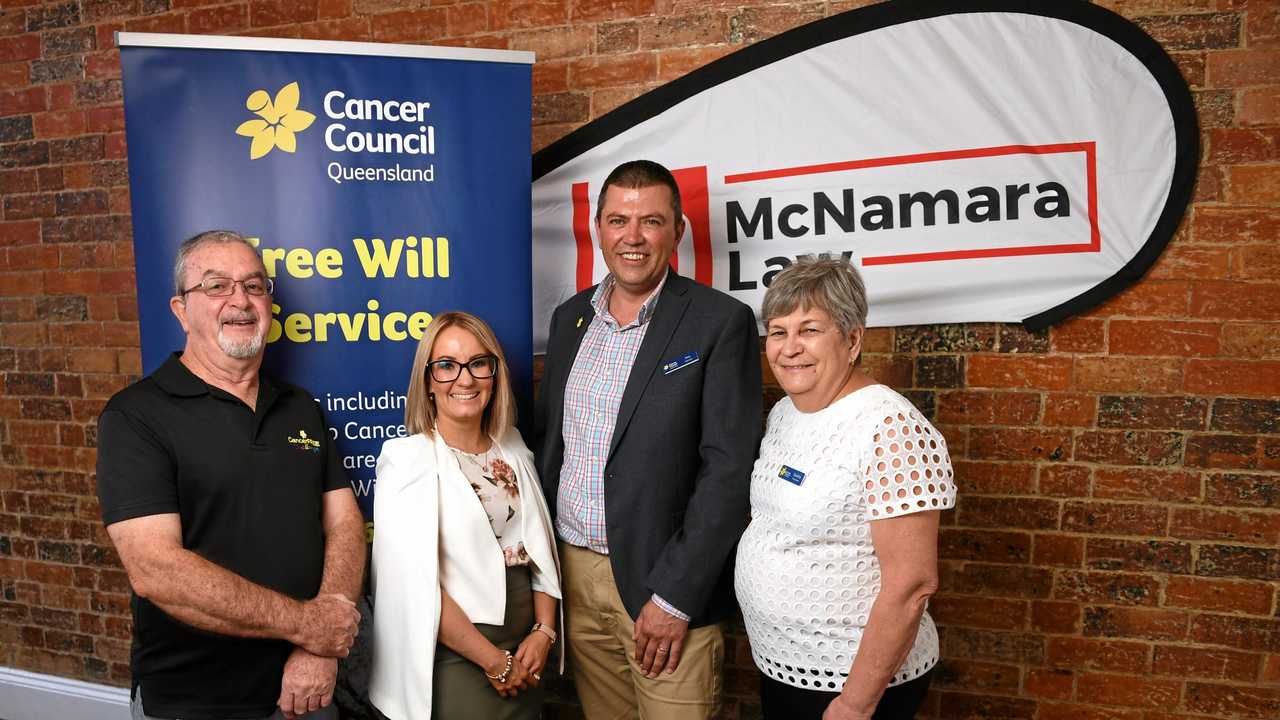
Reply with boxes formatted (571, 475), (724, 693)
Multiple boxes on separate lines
(218, 330), (264, 359)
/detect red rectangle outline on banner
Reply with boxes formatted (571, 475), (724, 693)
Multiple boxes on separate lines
(723, 142), (1099, 266)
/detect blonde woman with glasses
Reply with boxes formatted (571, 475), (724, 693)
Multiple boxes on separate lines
(369, 312), (561, 720)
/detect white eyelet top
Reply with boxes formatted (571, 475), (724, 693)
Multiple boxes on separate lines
(735, 384), (956, 692)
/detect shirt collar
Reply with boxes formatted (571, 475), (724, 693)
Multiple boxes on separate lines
(590, 272), (668, 328)
(152, 351), (284, 403)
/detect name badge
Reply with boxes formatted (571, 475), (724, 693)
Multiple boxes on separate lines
(662, 351), (700, 375)
(778, 464), (806, 486)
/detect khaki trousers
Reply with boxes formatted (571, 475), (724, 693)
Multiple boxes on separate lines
(560, 542), (724, 720)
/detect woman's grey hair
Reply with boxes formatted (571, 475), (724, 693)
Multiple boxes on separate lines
(173, 230), (257, 295)
(760, 257), (868, 336)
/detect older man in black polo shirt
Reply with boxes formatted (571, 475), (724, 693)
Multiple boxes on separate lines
(96, 230), (365, 720)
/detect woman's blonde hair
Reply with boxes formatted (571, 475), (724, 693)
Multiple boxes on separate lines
(404, 311), (516, 437)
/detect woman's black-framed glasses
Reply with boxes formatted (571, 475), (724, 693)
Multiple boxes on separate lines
(427, 355), (498, 383)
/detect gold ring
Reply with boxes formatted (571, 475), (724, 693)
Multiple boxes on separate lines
(533, 673), (541, 680)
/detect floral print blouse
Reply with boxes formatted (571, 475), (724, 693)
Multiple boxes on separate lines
(450, 445), (530, 567)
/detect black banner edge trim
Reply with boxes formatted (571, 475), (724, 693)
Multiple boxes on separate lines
(529, 0), (1200, 332)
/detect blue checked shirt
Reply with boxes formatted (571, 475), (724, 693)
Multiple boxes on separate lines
(558, 275), (690, 621)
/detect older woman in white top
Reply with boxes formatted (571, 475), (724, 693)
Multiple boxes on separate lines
(735, 259), (955, 720)
(369, 312), (561, 720)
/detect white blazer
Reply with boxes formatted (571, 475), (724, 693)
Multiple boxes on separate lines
(368, 426), (562, 720)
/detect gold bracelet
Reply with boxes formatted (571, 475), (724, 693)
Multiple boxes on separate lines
(484, 650), (513, 684)
(531, 622), (557, 643)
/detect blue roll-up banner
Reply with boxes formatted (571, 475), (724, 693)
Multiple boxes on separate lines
(119, 33), (535, 520)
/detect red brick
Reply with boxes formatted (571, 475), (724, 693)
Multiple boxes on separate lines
(1172, 507), (1280, 544)
(1185, 681), (1280, 718)
(930, 595), (1027, 630)
(1046, 636), (1150, 672)
(1074, 431), (1184, 467)
(952, 460), (1035, 495)
(1208, 49), (1280, 86)
(949, 563), (1052, 599)
(1206, 473), (1278, 508)
(639, 11), (726, 48)
(1063, 501), (1167, 536)
(0, 87), (47, 116)
(1050, 316), (1105, 353)
(1186, 433), (1259, 470)
(1093, 467), (1201, 503)
(1089, 280), (1190, 318)
(1031, 600), (1081, 634)
(1087, 538), (1192, 574)
(531, 60), (568, 94)
(1057, 570), (1162, 607)
(1152, 644), (1259, 682)
(1147, 243), (1233, 280)
(570, 0), (653, 22)
(955, 496), (1060, 531)
(1097, 394), (1207, 430)
(1037, 464), (1089, 498)
(1108, 319), (1220, 357)
(936, 391), (1040, 426)
(1196, 544), (1279, 581)
(509, 25), (594, 59)
(933, 693), (1036, 720)
(1191, 281), (1280, 321)
(965, 355), (1070, 390)
(1085, 607), (1188, 642)
(570, 53), (657, 89)
(1033, 534), (1083, 568)
(932, 658), (1021, 692)
(1024, 668), (1073, 700)
(1245, 0), (1280, 47)
(1239, 243), (1280, 279)
(1165, 576), (1274, 615)
(31, 110), (84, 138)
(490, 0), (569, 29)
(0, 220), (41, 247)
(1040, 393), (1094, 428)
(939, 529), (1031, 564)
(656, 45), (735, 81)
(1241, 86), (1280, 125)
(1077, 672), (1181, 708)
(1264, 653), (1280, 684)
(1186, 359), (1280, 396)
(969, 428), (1071, 463)
(84, 52), (120, 81)
(0, 35), (41, 63)
(1074, 357), (1182, 393)
(1191, 614), (1280, 652)
(368, 8), (448, 42)
(188, 4), (250, 33)
(1228, 165), (1280, 205)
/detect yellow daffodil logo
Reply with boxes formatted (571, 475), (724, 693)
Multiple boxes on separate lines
(235, 82), (316, 159)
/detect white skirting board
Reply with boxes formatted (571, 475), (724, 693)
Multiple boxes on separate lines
(0, 666), (129, 720)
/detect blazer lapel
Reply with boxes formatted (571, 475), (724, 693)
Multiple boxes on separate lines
(608, 273), (691, 459)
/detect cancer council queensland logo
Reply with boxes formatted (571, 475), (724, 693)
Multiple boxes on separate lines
(234, 82), (317, 160)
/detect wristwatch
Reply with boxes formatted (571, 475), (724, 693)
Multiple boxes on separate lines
(531, 622), (557, 643)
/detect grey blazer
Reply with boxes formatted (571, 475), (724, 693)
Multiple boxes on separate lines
(534, 270), (762, 626)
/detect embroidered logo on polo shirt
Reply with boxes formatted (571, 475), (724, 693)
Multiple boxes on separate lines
(287, 429), (322, 453)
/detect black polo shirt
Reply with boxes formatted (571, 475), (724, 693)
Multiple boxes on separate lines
(97, 353), (348, 719)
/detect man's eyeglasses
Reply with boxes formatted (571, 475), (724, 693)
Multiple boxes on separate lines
(181, 276), (274, 297)
(427, 355), (498, 383)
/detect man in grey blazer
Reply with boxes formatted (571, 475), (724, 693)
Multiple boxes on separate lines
(535, 160), (762, 718)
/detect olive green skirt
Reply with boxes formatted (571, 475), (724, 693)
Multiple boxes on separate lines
(432, 565), (545, 720)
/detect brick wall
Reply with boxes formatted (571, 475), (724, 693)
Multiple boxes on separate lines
(1, 0), (1277, 718)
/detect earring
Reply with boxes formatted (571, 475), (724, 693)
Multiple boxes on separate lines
(428, 392), (435, 401)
